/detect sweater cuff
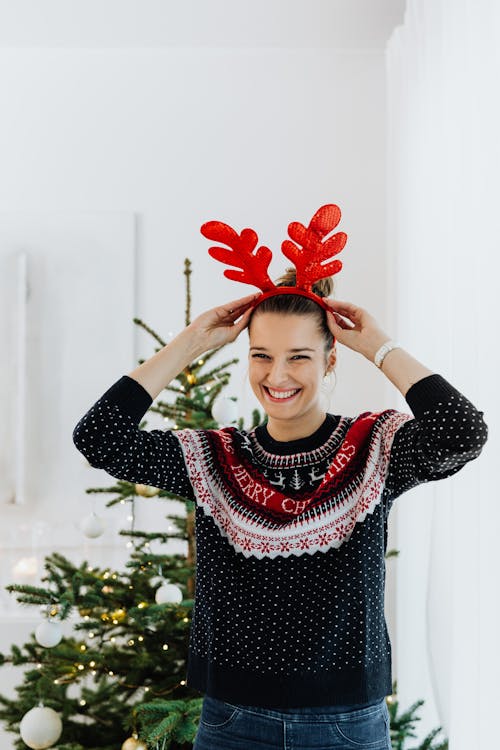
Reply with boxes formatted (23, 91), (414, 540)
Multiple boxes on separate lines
(404, 373), (467, 419)
(99, 375), (153, 424)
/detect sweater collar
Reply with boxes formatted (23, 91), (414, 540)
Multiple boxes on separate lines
(253, 413), (339, 455)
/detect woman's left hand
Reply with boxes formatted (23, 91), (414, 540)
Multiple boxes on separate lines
(324, 299), (391, 360)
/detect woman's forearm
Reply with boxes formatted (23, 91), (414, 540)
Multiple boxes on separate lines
(127, 327), (205, 401)
(370, 345), (435, 397)
(126, 292), (258, 401)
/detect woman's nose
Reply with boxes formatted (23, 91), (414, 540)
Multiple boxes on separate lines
(268, 359), (289, 384)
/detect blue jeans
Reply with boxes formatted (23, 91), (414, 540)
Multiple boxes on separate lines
(193, 695), (392, 749)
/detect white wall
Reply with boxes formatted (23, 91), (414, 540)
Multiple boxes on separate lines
(0, 2), (406, 746)
(387, 1), (499, 747)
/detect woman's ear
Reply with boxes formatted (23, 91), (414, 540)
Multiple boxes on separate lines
(325, 346), (337, 375)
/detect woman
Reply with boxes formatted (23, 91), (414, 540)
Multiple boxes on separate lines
(73, 269), (487, 750)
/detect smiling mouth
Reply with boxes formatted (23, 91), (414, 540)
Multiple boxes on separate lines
(263, 386), (302, 402)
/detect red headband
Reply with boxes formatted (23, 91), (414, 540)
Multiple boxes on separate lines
(200, 204), (347, 313)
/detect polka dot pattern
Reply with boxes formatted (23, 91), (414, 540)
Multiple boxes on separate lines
(73, 373), (488, 707)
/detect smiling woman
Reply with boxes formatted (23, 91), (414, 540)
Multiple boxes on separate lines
(73, 223), (488, 750)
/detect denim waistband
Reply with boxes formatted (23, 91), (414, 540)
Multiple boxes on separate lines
(219, 695), (385, 717)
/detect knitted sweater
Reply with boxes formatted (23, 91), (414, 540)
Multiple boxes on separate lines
(72, 373), (487, 708)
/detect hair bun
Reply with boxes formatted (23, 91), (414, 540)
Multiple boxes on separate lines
(275, 267), (334, 298)
(312, 276), (334, 298)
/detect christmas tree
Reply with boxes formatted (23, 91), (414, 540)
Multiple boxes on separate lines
(0, 259), (448, 749)
(386, 681), (448, 749)
(0, 259), (260, 750)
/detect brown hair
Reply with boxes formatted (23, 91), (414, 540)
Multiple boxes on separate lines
(248, 268), (335, 352)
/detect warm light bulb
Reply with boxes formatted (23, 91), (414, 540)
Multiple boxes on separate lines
(77, 664), (85, 671)
(89, 661), (96, 667)
(80, 699), (87, 706)
(80, 645), (86, 651)
(138, 636), (144, 642)
(162, 644), (168, 651)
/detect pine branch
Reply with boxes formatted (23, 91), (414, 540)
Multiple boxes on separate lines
(86, 481), (138, 498)
(133, 318), (167, 348)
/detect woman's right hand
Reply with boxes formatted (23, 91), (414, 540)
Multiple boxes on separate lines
(187, 292), (260, 351)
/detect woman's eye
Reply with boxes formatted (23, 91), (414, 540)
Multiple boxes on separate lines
(250, 353), (309, 360)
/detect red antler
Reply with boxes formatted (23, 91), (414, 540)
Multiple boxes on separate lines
(281, 204), (347, 291)
(200, 221), (275, 292)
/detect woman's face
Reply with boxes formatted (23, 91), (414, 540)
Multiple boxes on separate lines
(248, 312), (335, 438)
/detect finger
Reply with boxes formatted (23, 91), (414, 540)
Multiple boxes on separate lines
(224, 307), (253, 342)
(234, 304), (254, 328)
(222, 302), (256, 323)
(223, 292), (261, 313)
(326, 299), (362, 317)
(336, 316), (355, 329)
(325, 298), (356, 308)
(327, 310), (354, 330)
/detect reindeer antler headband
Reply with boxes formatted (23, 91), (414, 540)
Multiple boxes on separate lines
(200, 204), (347, 313)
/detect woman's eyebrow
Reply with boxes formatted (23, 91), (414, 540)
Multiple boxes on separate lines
(249, 346), (315, 352)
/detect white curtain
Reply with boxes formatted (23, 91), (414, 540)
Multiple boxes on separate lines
(386, 1), (499, 747)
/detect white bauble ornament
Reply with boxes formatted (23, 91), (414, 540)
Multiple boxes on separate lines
(81, 512), (106, 538)
(35, 620), (62, 648)
(155, 581), (183, 604)
(12, 555), (38, 580)
(20, 706), (62, 749)
(122, 737), (148, 750)
(211, 397), (238, 426)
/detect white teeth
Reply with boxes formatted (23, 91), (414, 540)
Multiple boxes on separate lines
(267, 388), (300, 399)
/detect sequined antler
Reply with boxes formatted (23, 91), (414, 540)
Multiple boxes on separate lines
(282, 205), (347, 292)
(200, 221), (275, 292)
(201, 205), (347, 311)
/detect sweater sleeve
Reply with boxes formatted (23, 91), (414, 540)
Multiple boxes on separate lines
(384, 373), (488, 503)
(72, 375), (195, 500)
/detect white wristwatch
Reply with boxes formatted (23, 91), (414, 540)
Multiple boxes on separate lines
(374, 340), (401, 369)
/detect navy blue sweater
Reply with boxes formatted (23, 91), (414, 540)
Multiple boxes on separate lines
(73, 373), (487, 708)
